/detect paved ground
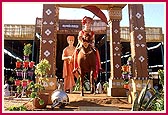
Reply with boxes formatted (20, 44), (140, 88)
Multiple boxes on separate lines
(3, 93), (132, 112)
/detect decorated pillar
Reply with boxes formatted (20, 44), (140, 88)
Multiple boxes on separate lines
(107, 7), (123, 96)
(40, 4), (59, 76)
(108, 7), (122, 79)
(127, 5), (152, 103)
(128, 4), (148, 79)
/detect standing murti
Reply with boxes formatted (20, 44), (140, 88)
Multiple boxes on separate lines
(62, 36), (76, 93)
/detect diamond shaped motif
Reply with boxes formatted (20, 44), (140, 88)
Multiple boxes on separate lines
(116, 82), (120, 86)
(50, 21), (54, 25)
(136, 44), (140, 47)
(113, 42), (116, 44)
(136, 83), (141, 88)
(49, 81), (54, 86)
(137, 34), (143, 40)
(44, 50), (50, 57)
(42, 40), (47, 44)
(140, 27), (144, 30)
(134, 27), (138, 30)
(141, 44), (145, 47)
(136, 12), (142, 19)
(139, 56), (145, 62)
(48, 40), (53, 44)
(45, 29), (51, 36)
(115, 47), (119, 51)
(115, 64), (120, 68)
(142, 83), (146, 88)
(46, 9), (52, 15)
(114, 29), (118, 34)
(117, 53), (120, 56)
(43, 81), (49, 87)
(43, 21), (47, 25)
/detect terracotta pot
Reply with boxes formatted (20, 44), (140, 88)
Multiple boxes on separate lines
(22, 80), (28, 87)
(122, 65), (129, 72)
(123, 84), (130, 89)
(26, 90), (32, 97)
(23, 55), (29, 61)
(16, 71), (22, 76)
(16, 62), (22, 68)
(28, 71), (34, 77)
(23, 61), (29, 68)
(33, 93), (49, 109)
(29, 61), (35, 68)
(15, 80), (21, 86)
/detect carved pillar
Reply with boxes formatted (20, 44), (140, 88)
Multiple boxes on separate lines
(107, 7), (123, 96)
(128, 4), (148, 79)
(108, 8), (122, 80)
(40, 4), (59, 76)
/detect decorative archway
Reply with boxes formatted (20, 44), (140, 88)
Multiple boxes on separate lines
(40, 4), (149, 98)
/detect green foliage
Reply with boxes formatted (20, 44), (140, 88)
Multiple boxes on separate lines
(8, 76), (15, 83)
(158, 69), (164, 86)
(35, 58), (51, 77)
(73, 77), (91, 91)
(16, 85), (23, 93)
(27, 81), (45, 98)
(103, 81), (109, 92)
(23, 43), (32, 56)
(132, 70), (164, 111)
(7, 105), (27, 111)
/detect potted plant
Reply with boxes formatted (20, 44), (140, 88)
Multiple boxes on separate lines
(23, 60), (29, 68)
(103, 81), (109, 93)
(35, 58), (51, 77)
(15, 84), (23, 98)
(127, 57), (133, 65)
(29, 58), (51, 109)
(15, 59), (22, 68)
(27, 81), (48, 109)
(29, 61), (35, 68)
(15, 69), (22, 77)
(23, 43), (32, 60)
(121, 65), (130, 72)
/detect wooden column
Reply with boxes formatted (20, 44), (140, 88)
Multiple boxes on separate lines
(109, 7), (122, 79)
(40, 4), (59, 76)
(128, 4), (148, 79)
(107, 7), (124, 96)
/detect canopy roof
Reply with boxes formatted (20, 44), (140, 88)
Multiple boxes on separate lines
(57, 4), (126, 10)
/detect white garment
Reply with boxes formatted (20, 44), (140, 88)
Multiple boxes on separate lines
(4, 83), (10, 96)
(96, 82), (103, 94)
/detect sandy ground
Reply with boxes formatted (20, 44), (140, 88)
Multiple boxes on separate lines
(3, 93), (132, 112)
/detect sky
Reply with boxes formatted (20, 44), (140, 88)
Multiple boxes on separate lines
(2, 2), (166, 33)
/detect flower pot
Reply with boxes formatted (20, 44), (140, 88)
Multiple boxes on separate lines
(123, 84), (129, 89)
(15, 80), (21, 86)
(16, 62), (22, 68)
(16, 71), (22, 77)
(25, 90), (32, 97)
(33, 93), (49, 109)
(122, 74), (128, 79)
(23, 55), (29, 61)
(122, 65), (129, 72)
(29, 61), (35, 68)
(22, 80), (28, 87)
(28, 71), (34, 77)
(23, 61), (29, 68)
